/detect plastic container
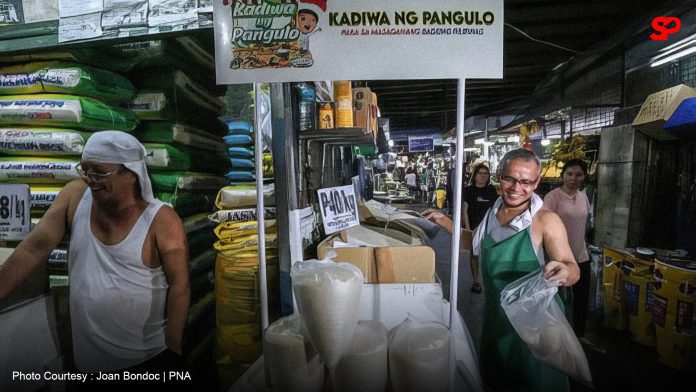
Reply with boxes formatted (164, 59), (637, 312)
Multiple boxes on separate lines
(333, 80), (353, 127)
(652, 257), (696, 373)
(294, 82), (316, 132)
(319, 102), (334, 129)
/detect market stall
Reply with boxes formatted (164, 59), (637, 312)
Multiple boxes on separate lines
(212, 0), (504, 390)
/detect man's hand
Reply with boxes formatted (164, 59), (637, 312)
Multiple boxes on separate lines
(423, 208), (454, 233)
(543, 260), (573, 287)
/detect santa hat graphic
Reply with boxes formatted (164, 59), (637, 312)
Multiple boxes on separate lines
(297, 0), (327, 17)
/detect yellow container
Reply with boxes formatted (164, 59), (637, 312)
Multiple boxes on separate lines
(602, 246), (631, 331)
(319, 102), (334, 129)
(333, 80), (353, 127)
(602, 246), (654, 331)
(652, 259), (696, 373)
(622, 262), (657, 346)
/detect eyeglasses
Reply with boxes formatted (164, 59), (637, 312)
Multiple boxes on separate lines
(75, 163), (122, 181)
(500, 175), (537, 189)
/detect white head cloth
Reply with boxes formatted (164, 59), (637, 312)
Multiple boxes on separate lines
(82, 131), (155, 203)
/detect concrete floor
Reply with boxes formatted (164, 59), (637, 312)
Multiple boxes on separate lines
(403, 202), (693, 391)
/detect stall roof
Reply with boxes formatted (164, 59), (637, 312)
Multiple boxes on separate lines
(364, 0), (689, 132)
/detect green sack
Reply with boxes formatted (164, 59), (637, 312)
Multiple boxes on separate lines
(182, 212), (216, 236)
(0, 127), (90, 156)
(150, 171), (229, 193)
(157, 191), (217, 217)
(0, 48), (135, 73)
(144, 143), (230, 174)
(0, 61), (135, 103)
(0, 156), (79, 184)
(133, 121), (225, 151)
(0, 94), (137, 132)
(103, 37), (215, 76)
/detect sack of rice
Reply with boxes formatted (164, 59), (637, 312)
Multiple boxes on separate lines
(264, 314), (324, 392)
(333, 320), (388, 392)
(208, 207), (276, 223)
(388, 317), (450, 392)
(0, 61), (135, 103)
(0, 157), (79, 184)
(0, 127), (89, 156)
(291, 255), (364, 368)
(0, 94), (136, 132)
(215, 183), (275, 209)
(213, 219), (277, 241)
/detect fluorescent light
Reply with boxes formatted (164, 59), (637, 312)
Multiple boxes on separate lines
(651, 46), (696, 67)
(463, 147), (480, 152)
(507, 136), (520, 143)
(474, 138), (485, 145)
(541, 139), (551, 146)
(651, 34), (696, 67)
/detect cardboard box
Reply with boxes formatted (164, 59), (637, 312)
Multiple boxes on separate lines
(317, 234), (376, 283)
(375, 246), (436, 283)
(317, 228), (435, 284)
(632, 84), (696, 140)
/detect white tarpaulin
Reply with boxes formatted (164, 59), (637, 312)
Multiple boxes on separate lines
(214, 0), (503, 84)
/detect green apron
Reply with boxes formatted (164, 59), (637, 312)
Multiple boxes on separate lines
(479, 218), (568, 392)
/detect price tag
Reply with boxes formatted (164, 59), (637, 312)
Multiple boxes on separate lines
(317, 185), (359, 235)
(0, 184), (30, 241)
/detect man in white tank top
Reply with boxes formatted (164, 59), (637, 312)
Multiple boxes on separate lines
(0, 131), (190, 375)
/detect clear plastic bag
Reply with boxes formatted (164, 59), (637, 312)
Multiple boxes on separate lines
(290, 253), (364, 368)
(263, 314), (324, 392)
(388, 316), (450, 392)
(500, 270), (593, 386)
(333, 320), (388, 392)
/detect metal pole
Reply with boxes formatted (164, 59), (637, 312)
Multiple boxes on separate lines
(254, 83), (269, 330)
(449, 78), (465, 327)
(448, 78), (465, 391)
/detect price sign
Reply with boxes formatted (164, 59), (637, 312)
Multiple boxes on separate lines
(0, 184), (30, 241)
(317, 185), (359, 235)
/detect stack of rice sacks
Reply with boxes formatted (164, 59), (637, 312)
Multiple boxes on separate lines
(211, 178), (278, 383)
(112, 38), (230, 369)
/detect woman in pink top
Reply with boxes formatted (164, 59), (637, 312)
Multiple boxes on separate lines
(543, 159), (590, 337)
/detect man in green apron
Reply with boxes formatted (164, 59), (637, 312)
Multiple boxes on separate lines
(426, 148), (580, 391)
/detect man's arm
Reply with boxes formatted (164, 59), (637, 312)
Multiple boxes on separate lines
(154, 206), (190, 355)
(537, 209), (580, 286)
(0, 181), (82, 308)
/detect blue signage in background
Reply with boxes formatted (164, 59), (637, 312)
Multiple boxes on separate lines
(408, 136), (434, 152)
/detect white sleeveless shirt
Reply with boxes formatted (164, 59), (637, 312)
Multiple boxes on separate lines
(69, 189), (168, 372)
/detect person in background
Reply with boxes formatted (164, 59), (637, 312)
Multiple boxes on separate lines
(543, 159), (591, 338)
(425, 148), (579, 392)
(0, 131), (190, 377)
(463, 163), (499, 294)
(426, 162), (437, 206)
(404, 167), (418, 199)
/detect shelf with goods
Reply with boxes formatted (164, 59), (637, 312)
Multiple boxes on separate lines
(0, 27), (231, 390)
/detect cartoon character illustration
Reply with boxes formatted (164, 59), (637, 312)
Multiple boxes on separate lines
(293, 0), (326, 66)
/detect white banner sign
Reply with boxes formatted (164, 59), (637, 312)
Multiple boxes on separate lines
(214, 0), (503, 84)
(0, 184), (30, 241)
(317, 185), (359, 235)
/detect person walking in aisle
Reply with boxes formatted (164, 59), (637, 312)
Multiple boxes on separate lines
(543, 159), (591, 338)
(463, 163), (498, 294)
(404, 167), (418, 199)
(0, 131), (190, 376)
(425, 148), (579, 392)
